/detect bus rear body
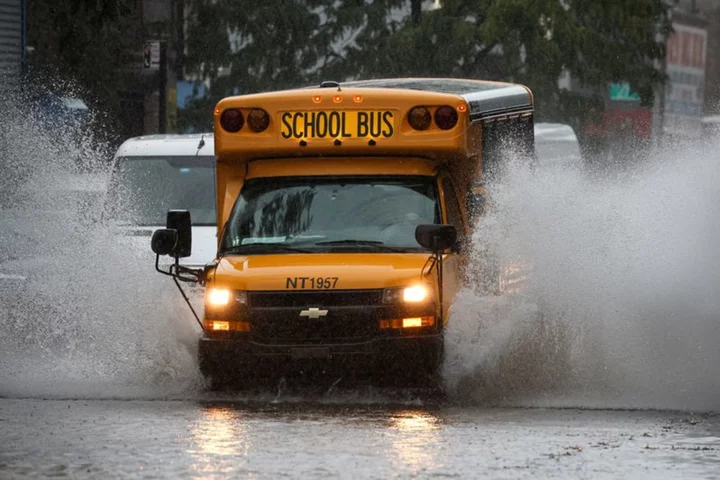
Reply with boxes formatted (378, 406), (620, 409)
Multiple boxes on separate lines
(151, 78), (534, 386)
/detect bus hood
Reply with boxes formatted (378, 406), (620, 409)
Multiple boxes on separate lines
(211, 253), (434, 291)
(112, 225), (218, 268)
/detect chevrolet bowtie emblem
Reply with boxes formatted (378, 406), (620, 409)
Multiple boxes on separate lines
(299, 307), (328, 319)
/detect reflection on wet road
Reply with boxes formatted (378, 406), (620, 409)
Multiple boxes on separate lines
(1, 398), (718, 479)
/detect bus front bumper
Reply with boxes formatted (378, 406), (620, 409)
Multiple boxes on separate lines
(197, 333), (443, 376)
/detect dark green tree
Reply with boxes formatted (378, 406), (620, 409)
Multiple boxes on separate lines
(181, 0), (352, 131)
(182, 0), (674, 132)
(335, 0), (673, 122)
(28, 0), (142, 110)
(25, 0), (142, 141)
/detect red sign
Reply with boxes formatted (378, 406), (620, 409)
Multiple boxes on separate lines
(585, 107), (652, 140)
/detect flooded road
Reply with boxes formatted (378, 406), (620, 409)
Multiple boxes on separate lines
(1, 397), (718, 479)
(2, 107), (720, 478)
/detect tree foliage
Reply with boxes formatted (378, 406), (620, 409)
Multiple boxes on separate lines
(333, 0), (673, 121)
(182, 0), (343, 129)
(25, 0), (141, 140)
(182, 0), (674, 130)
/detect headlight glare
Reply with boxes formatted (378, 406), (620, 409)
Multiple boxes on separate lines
(403, 285), (428, 302)
(207, 288), (231, 306)
(382, 285), (430, 304)
(206, 289), (247, 307)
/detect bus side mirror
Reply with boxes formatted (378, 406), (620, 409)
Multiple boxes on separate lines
(415, 224), (457, 252)
(151, 229), (178, 256)
(166, 209), (192, 258)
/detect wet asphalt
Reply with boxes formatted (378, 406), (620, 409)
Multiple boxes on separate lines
(1, 394), (719, 479)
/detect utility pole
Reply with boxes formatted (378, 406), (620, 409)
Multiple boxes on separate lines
(159, 41), (167, 133)
(652, 10), (671, 149)
(411, 0), (422, 24)
(653, 36), (668, 149)
(142, 0), (176, 134)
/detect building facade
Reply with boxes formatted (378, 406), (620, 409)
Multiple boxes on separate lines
(579, 0), (720, 159)
(0, 0), (23, 97)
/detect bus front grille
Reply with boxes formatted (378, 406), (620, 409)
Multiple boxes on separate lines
(247, 290), (382, 308)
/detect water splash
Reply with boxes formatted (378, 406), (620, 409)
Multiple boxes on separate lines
(442, 138), (720, 411)
(0, 88), (203, 399)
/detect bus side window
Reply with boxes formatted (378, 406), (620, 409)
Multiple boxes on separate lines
(441, 175), (464, 230)
(467, 184), (486, 222)
(482, 116), (535, 182)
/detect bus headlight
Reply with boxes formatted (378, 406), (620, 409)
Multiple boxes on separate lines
(206, 289), (247, 307)
(382, 285), (430, 304)
(204, 289), (250, 333)
(207, 288), (231, 306)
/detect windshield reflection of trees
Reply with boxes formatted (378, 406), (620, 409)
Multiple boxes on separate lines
(255, 190), (315, 238)
(226, 178), (438, 250)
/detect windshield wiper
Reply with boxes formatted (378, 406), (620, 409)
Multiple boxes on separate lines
(219, 243), (314, 255)
(315, 239), (384, 245)
(313, 239), (409, 252)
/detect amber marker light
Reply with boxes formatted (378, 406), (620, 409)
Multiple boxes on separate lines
(457, 104), (468, 112)
(207, 288), (231, 306)
(404, 317), (435, 328)
(312, 95), (323, 104)
(333, 94), (343, 103)
(204, 320), (251, 332)
(353, 94), (363, 103)
(402, 318), (423, 328)
(379, 316), (436, 330)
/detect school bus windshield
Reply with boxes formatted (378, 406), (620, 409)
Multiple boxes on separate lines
(219, 176), (440, 254)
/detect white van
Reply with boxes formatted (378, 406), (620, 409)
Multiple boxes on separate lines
(534, 122), (583, 168)
(103, 133), (217, 268)
(702, 115), (720, 140)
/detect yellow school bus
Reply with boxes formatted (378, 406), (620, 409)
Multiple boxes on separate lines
(150, 78), (534, 388)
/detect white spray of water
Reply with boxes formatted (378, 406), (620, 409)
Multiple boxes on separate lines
(443, 139), (720, 411)
(0, 90), (203, 399)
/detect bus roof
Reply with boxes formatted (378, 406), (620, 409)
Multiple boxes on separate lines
(113, 133), (214, 159)
(213, 77), (534, 162)
(339, 77), (533, 121)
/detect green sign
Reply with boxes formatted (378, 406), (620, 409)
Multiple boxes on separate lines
(609, 82), (640, 101)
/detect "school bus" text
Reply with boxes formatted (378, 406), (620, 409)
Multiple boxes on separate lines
(280, 110), (394, 140)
